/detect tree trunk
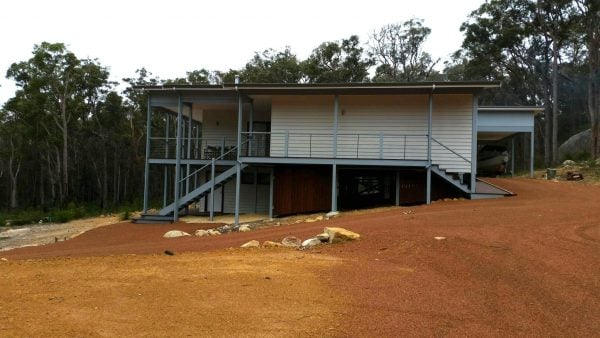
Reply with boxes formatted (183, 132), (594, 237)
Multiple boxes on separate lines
(61, 107), (69, 201)
(543, 89), (552, 167)
(102, 147), (108, 209)
(551, 40), (559, 164)
(588, 10), (600, 159)
(8, 139), (21, 209)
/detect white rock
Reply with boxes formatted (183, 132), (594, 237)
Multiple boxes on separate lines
(0, 258), (8, 262)
(434, 236), (446, 240)
(207, 229), (221, 236)
(301, 238), (322, 248)
(195, 230), (210, 237)
(325, 211), (340, 218)
(239, 224), (252, 232)
(262, 241), (284, 248)
(163, 230), (191, 238)
(240, 240), (260, 248)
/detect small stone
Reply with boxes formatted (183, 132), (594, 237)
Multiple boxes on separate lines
(239, 224), (252, 232)
(301, 238), (322, 248)
(262, 241), (283, 248)
(325, 211), (340, 218)
(434, 236), (446, 240)
(207, 229), (221, 236)
(304, 218), (318, 223)
(324, 227), (360, 244)
(316, 233), (330, 242)
(195, 230), (210, 237)
(562, 160), (576, 167)
(240, 240), (260, 248)
(163, 230), (191, 238)
(164, 250), (175, 255)
(315, 216), (324, 221)
(0, 258), (8, 262)
(281, 236), (302, 248)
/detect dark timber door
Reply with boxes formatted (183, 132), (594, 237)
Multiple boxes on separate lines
(274, 166), (331, 216)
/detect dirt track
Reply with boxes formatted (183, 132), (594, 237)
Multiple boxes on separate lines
(1, 178), (599, 336)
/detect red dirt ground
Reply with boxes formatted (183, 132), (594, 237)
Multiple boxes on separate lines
(2, 178), (599, 336)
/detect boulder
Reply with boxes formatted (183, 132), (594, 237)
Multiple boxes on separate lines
(239, 224), (252, 232)
(240, 240), (260, 248)
(195, 229), (210, 237)
(163, 230), (191, 238)
(562, 160), (577, 167)
(207, 229), (221, 236)
(316, 232), (330, 242)
(301, 238), (322, 248)
(324, 227), (360, 244)
(558, 129), (591, 161)
(262, 241), (283, 248)
(281, 236), (302, 248)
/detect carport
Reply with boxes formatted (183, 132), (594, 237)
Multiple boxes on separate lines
(477, 106), (544, 178)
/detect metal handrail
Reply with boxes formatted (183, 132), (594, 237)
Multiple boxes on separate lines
(431, 137), (471, 164)
(240, 132), (427, 137)
(179, 139), (249, 184)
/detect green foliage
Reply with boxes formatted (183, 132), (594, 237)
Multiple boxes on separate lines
(239, 47), (302, 83)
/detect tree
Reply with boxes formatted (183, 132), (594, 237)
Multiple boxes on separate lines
(6, 42), (109, 202)
(163, 69), (221, 85)
(459, 0), (577, 165)
(239, 47), (302, 83)
(369, 19), (439, 82)
(302, 35), (372, 83)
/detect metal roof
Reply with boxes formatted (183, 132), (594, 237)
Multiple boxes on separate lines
(134, 81), (500, 95)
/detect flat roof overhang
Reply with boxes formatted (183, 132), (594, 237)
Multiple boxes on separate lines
(477, 106), (542, 141)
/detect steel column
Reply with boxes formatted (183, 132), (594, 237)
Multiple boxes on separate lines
(186, 105), (193, 194)
(269, 167), (274, 220)
(210, 158), (215, 221)
(234, 94), (243, 225)
(530, 129), (534, 178)
(331, 163), (338, 212)
(143, 94), (152, 213)
(471, 94), (478, 192)
(426, 92), (433, 204)
(173, 95), (183, 222)
(333, 95), (339, 158)
(249, 101), (254, 156)
(426, 167), (432, 204)
(395, 171), (400, 206)
(511, 136), (515, 177)
(163, 115), (170, 208)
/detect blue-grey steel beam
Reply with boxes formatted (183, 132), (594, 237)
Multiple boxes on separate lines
(426, 92), (433, 205)
(395, 171), (400, 206)
(530, 129), (534, 178)
(173, 95), (183, 222)
(331, 95), (339, 212)
(511, 136), (515, 177)
(269, 167), (274, 219)
(249, 101), (254, 156)
(210, 158), (215, 221)
(186, 105), (193, 194)
(143, 94), (152, 213)
(234, 93), (243, 225)
(471, 94), (478, 192)
(163, 115), (170, 208)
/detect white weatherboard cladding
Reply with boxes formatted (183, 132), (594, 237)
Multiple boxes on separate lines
(270, 94), (472, 172)
(270, 96), (334, 157)
(337, 95), (429, 160)
(431, 94), (472, 173)
(201, 110), (239, 150)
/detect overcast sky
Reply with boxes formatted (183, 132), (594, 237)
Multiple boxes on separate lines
(0, 0), (484, 105)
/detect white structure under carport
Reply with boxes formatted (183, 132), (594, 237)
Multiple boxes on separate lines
(477, 106), (544, 178)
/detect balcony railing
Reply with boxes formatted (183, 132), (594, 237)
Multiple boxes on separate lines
(242, 132), (428, 160)
(150, 137), (238, 160)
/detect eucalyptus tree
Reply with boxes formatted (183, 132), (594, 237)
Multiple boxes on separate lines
(369, 19), (439, 82)
(302, 35), (372, 83)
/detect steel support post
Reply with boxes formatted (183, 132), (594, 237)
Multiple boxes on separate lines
(511, 136), (515, 177)
(234, 94), (243, 226)
(426, 92), (433, 204)
(210, 158), (215, 221)
(186, 105), (193, 194)
(143, 95), (152, 213)
(530, 129), (535, 178)
(395, 171), (400, 206)
(163, 115), (170, 208)
(269, 167), (274, 220)
(471, 94), (478, 192)
(173, 96), (183, 222)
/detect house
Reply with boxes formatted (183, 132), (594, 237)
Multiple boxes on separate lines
(133, 82), (541, 224)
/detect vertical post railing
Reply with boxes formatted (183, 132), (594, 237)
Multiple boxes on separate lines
(403, 135), (407, 160)
(221, 137), (225, 158)
(309, 134), (312, 157)
(163, 115), (170, 208)
(186, 107), (192, 194)
(356, 134), (360, 158)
